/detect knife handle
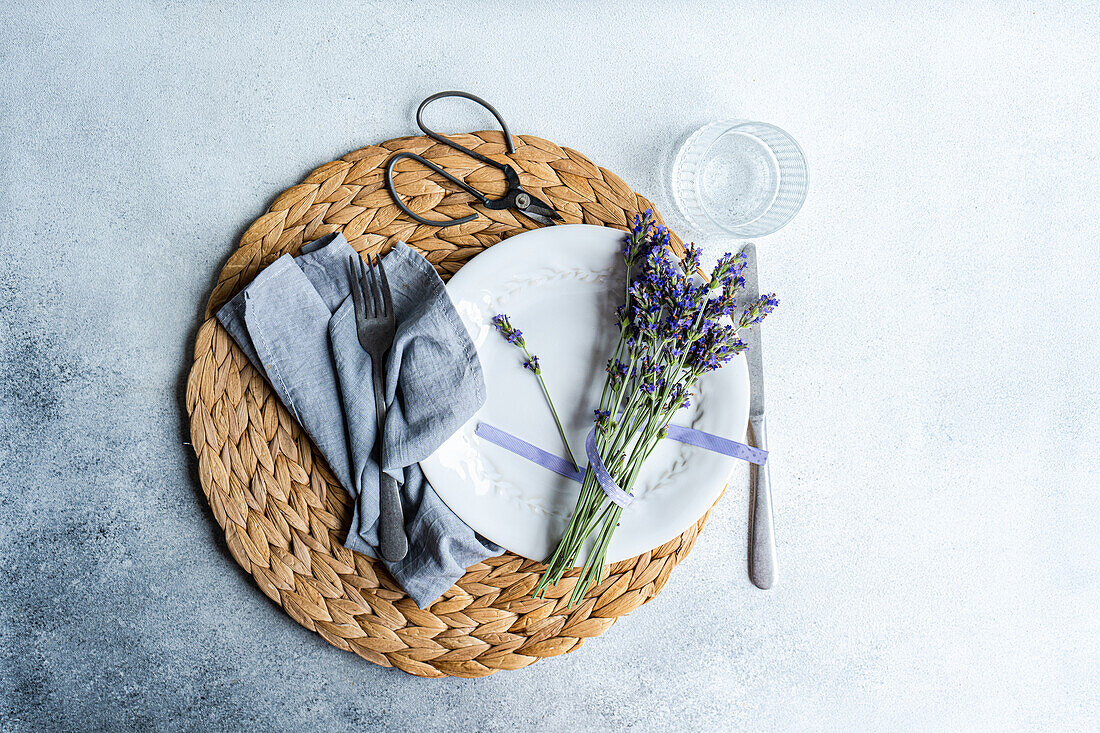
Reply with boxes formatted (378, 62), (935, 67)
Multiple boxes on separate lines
(379, 472), (408, 563)
(748, 415), (777, 589)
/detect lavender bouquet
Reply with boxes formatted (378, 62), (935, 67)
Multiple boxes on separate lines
(534, 211), (778, 605)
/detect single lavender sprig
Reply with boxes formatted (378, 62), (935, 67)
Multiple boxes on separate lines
(491, 314), (579, 471)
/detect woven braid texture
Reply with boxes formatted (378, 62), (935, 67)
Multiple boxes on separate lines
(185, 132), (715, 678)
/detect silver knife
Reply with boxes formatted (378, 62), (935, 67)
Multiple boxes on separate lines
(737, 243), (777, 589)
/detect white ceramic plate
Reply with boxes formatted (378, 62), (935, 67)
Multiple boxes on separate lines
(420, 224), (749, 563)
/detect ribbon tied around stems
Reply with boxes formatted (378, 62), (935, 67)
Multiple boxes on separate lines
(473, 418), (767, 509)
(584, 427), (635, 508)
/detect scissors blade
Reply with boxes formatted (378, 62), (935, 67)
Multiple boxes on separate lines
(517, 192), (563, 224)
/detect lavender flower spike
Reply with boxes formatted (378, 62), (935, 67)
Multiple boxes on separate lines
(740, 293), (781, 327)
(491, 313), (525, 346)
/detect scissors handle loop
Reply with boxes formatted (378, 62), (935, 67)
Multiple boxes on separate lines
(384, 152), (483, 227)
(416, 91), (516, 167)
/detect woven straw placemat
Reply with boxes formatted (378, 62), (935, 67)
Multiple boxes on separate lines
(185, 131), (718, 678)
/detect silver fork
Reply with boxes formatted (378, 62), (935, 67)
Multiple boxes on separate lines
(349, 253), (408, 563)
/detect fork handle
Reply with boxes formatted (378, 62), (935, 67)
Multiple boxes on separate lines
(372, 354), (408, 563)
(748, 415), (777, 590)
(379, 473), (408, 562)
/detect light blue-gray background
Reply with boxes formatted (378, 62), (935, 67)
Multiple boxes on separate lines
(1, 2), (1097, 731)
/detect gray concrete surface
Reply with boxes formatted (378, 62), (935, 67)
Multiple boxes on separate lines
(1, 2), (1098, 731)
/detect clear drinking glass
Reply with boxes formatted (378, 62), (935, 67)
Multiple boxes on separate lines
(672, 120), (807, 239)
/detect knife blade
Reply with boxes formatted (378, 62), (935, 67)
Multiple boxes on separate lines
(737, 243), (777, 589)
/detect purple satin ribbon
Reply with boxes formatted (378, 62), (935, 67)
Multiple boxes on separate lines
(473, 422), (585, 482)
(473, 419), (767, 509)
(664, 423), (768, 465)
(584, 427), (634, 507)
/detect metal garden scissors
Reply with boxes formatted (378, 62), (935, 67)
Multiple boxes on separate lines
(385, 91), (563, 227)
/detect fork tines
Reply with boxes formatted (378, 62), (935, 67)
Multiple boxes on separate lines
(348, 253), (394, 321)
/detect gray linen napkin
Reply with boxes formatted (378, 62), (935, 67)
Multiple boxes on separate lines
(216, 233), (502, 607)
